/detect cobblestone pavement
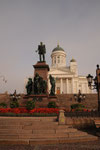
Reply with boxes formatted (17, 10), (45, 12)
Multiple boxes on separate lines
(0, 140), (100, 150)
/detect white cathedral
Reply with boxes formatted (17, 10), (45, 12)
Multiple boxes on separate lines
(48, 44), (91, 94)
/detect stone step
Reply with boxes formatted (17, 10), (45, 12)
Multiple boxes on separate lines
(0, 131), (88, 139)
(0, 135), (98, 145)
(0, 120), (58, 125)
(18, 133), (69, 139)
(0, 128), (77, 134)
(0, 127), (78, 136)
(0, 121), (57, 125)
(0, 117), (57, 122)
(0, 129), (33, 134)
(29, 135), (98, 145)
(0, 121), (58, 127)
(0, 125), (23, 129)
(22, 124), (58, 130)
(0, 122), (58, 126)
(0, 126), (58, 130)
(68, 131), (88, 137)
(0, 139), (29, 145)
(0, 129), (56, 134)
(55, 128), (78, 133)
(0, 128), (81, 135)
(0, 128), (86, 135)
(0, 134), (68, 140)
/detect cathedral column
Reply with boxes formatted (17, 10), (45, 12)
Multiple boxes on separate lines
(71, 78), (74, 93)
(77, 80), (79, 94)
(60, 78), (63, 94)
(52, 57), (53, 66)
(66, 78), (68, 93)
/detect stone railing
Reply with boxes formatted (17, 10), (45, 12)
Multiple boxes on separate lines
(64, 111), (100, 118)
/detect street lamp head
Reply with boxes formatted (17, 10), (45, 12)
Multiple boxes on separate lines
(97, 64), (99, 69)
(74, 90), (86, 103)
(74, 94), (77, 100)
(94, 76), (97, 84)
(87, 74), (93, 87)
(83, 95), (86, 99)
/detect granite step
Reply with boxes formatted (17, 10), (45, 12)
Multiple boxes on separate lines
(0, 135), (98, 145)
(0, 128), (89, 139)
(0, 117), (57, 122)
(0, 129), (86, 136)
(29, 135), (98, 145)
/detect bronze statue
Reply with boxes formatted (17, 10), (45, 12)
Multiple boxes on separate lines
(34, 73), (40, 94)
(34, 73), (47, 94)
(49, 75), (55, 96)
(26, 78), (33, 95)
(36, 42), (46, 62)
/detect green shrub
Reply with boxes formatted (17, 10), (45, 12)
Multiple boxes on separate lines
(10, 101), (19, 108)
(71, 103), (85, 110)
(26, 100), (35, 110)
(73, 108), (84, 111)
(33, 97), (38, 102)
(0, 102), (7, 108)
(47, 101), (56, 108)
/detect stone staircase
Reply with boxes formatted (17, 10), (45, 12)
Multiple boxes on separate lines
(0, 117), (98, 145)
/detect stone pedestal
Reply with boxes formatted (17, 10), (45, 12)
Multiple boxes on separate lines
(23, 94), (58, 108)
(33, 62), (49, 81)
(48, 95), (57, 101)
(33, 61), (49, 94)
(58, 110), (66, 125)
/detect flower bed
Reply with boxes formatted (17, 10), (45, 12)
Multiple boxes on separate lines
(71, 108), (91, 112)
(0, 108), (59, 117)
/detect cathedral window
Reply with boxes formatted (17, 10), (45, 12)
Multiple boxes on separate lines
(58, 56), (60, 63)
(61, 56), (63, 63)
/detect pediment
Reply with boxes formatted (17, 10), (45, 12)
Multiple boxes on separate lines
(48, 69), (71, 75)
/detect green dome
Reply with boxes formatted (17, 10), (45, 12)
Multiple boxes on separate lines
(52, 44), (64, 52)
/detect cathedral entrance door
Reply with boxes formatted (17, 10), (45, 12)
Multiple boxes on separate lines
(57, 87), (60, 94)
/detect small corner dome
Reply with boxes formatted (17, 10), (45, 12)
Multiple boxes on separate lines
(52, 44), (65, 52)
(70, 58), (76, 62)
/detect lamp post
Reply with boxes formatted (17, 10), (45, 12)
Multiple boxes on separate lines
(74, 90), (86, 103)
(87, 64), (100, 111)
(10, 90), (21, 101)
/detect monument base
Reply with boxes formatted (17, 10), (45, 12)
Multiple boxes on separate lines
(23, 94), (58, 108)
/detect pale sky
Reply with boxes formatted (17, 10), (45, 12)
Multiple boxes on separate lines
(0, 0), (100, 93)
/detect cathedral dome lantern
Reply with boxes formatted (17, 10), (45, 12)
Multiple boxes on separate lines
(70, 58), (76, 62)
(51, 44), (66, 68)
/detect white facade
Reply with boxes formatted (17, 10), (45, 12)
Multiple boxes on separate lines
(48, 44), (91, 94)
